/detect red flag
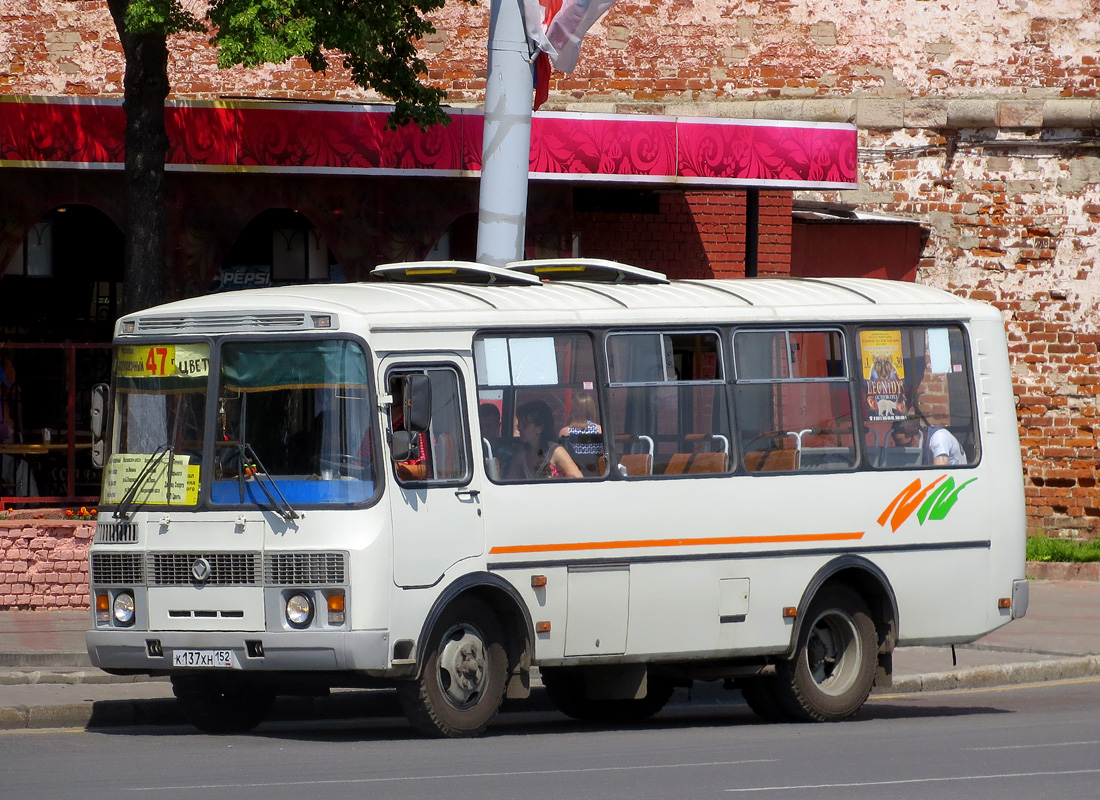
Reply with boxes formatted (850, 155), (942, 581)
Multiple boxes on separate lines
(534, 51), (552, 111)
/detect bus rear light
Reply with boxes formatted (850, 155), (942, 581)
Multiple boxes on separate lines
(327, 592), (346, 625)
(782, 607), (798, 619)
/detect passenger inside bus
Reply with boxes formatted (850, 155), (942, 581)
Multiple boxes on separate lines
(558, 392), (603, 474)
(505, 400), (583, 480)
(890, 416), (966, 466)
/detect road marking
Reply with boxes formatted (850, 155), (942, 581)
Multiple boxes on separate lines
(125, 759), (779, 792)
(723, 768), (1100, 793)
(970, 739), (1100, 751)
(871, 675), (1100, 700)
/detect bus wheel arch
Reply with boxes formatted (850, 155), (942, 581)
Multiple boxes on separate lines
(765, 558), (898, 722)
(788, 556), (899, 669)
(398, 574), (533, 737)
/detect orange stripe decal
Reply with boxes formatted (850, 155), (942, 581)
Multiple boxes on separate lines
(489, 531), (865, 555)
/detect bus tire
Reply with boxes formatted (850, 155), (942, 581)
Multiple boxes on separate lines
(772, 584), (877, 722)
(397, 597), (508, 738)
(739, 678), (791, 723)
(171, 674), (274, 734)
(540, 667), (674, 724)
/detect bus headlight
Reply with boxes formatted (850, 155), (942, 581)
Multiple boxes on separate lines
(286, 593), (314, 628)
(113, 592), (135, 626)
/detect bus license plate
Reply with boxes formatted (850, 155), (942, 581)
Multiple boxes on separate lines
(172, 649), (233, 668)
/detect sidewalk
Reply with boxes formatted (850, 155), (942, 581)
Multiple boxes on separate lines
(2, 580), (1099, 730)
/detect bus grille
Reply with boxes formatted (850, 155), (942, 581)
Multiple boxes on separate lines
(94, 521), (138, 544)
(134, 312), (308, 333)
(264, 552), (347, 585)
(147, 552), (262, 586)
(90, 552), (145, 584)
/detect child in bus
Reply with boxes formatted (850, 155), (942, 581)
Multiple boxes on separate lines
(506, 400), (583, 480)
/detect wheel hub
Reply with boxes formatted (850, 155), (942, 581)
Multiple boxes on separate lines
(436, 624), (488, 709)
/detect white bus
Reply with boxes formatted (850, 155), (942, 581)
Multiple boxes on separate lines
(86, 259), (1028, 736)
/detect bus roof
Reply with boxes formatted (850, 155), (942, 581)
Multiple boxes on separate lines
(118, 274), (1001, 338)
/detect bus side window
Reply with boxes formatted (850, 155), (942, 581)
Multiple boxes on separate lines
(860, 326), (979, 468)
(606, 330), (731, 478)
(733, 329), (855, 473)
(474, 332), (604, 482)
(389, 367), (470, 484)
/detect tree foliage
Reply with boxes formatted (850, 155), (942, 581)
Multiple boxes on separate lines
(121, 0), (471, 128)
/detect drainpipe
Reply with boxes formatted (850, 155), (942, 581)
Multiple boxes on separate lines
(476, 0), (534, 266)
(744, 189), (759, 278)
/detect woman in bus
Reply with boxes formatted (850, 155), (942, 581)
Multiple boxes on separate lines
(506, 400), (583, 480)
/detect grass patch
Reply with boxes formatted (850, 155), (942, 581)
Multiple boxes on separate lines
(1027, 535), (1100, 563)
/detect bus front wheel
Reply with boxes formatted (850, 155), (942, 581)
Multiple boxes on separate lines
(397, 597), (508, 738)
(772, 584), (877, 722)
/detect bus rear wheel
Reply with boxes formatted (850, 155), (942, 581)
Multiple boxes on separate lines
(540, 667), (674, 724)
(772, 584), (877, 722)
(171, 674), (275, 734)
(397, 597), (508, 738)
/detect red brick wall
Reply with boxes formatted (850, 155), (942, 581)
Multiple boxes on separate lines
(576, 190), (790, 279)
(0, 520), (92, 609)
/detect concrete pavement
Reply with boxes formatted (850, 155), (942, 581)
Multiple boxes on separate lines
(2, 579), (1099, 731)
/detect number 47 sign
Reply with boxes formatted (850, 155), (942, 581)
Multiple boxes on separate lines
(117, 344), (210, 379)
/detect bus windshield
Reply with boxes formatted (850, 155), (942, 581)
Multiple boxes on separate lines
(211, 339), (376, 507)
(102, 343), (211, 509)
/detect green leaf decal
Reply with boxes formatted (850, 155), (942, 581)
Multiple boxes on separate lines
(916, 477), (977, 524)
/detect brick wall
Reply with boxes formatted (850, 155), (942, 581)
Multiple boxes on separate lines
(0, 519), (92, 609)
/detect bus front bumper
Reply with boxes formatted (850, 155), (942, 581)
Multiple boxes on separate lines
(86, 628), (391, 674)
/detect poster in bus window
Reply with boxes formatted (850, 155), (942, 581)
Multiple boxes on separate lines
(859, 331), (908, 421)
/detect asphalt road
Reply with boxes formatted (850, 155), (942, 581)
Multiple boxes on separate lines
(4, 677), (1100, 800)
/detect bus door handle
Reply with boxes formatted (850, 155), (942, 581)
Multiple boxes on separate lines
(454, 489), (480, 500)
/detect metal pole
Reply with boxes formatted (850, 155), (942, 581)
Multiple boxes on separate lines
(476, 0), (534, 266)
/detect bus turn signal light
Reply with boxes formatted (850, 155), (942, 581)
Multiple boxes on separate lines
(998, 597), (1012, 609)
(531, 575), (547, 587)
(327, 592), (346, 625)
(782, 607), (798, 619)
(535, 621), (551, 633)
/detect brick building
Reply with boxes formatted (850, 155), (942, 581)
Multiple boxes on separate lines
(1, 0), (1097, 560)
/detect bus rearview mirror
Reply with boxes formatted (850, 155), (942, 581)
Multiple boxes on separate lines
(402, 374), (432, 433)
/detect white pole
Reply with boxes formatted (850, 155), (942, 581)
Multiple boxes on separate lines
(476, 0), (534, 266)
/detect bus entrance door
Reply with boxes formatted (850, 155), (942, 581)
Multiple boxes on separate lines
(385, 360), (484, 588)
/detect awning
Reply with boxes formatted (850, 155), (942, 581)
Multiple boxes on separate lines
(1, 96), (857, 190)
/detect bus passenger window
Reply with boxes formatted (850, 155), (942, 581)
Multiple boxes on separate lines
(389, 367), (470, 484)
(474, 332), (604, 482)
(860, 326), (978, 468)
(606, 330), (731, 477)
(733, 329), (855, 473)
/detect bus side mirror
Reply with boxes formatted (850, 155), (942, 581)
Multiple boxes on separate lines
(390, 431), (421, 462)
(90, 383), (109, 468)
(401, 373), (432, 433)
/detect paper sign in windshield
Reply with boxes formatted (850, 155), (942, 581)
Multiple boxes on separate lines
(102, 453), (200, 506)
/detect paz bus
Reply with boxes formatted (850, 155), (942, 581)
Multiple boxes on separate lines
(85, 258), (1027, 736)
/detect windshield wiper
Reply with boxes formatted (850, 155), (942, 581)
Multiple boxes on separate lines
(115, 444), (172, 521)
(236, 442), (299, 522)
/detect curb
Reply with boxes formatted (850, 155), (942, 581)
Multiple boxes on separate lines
(3, 657), (1099, 731)
(883, 655), (1100, 694)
